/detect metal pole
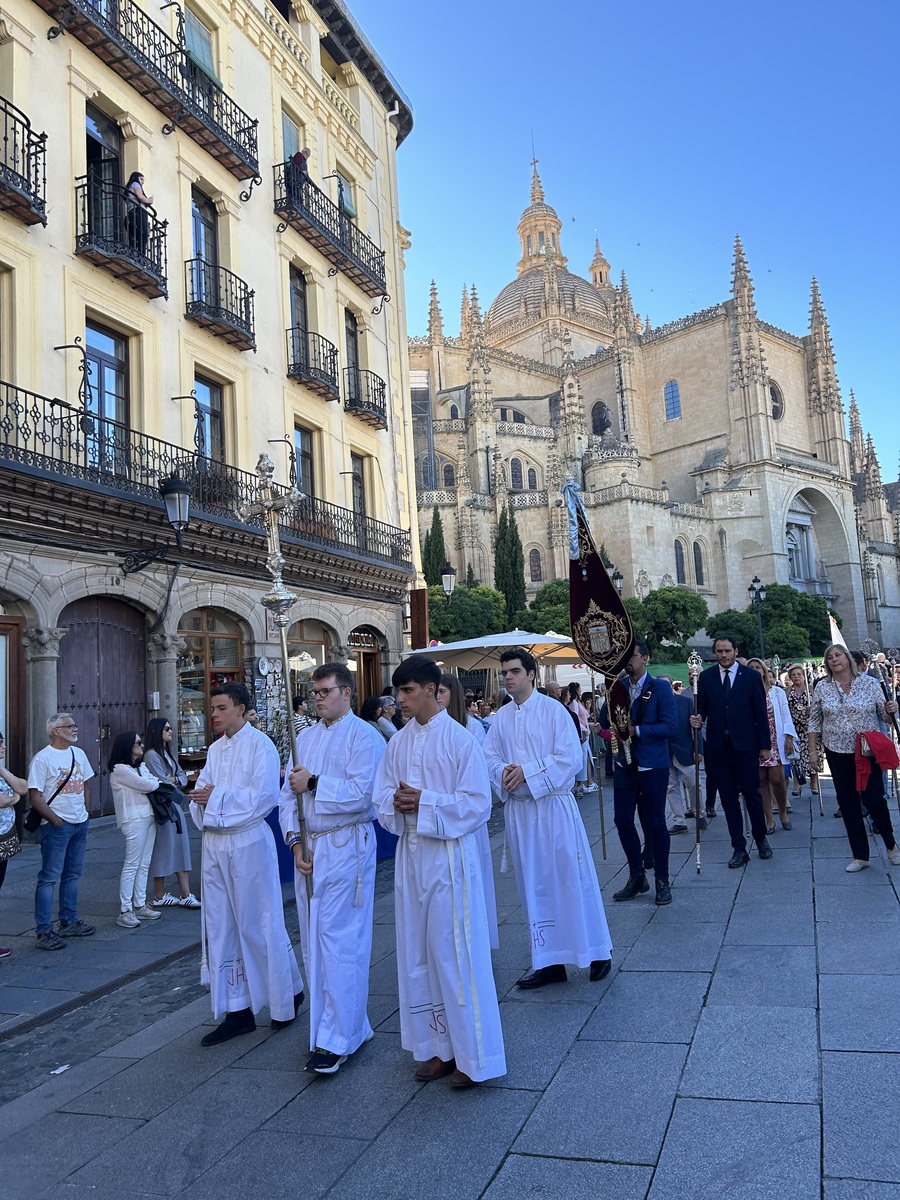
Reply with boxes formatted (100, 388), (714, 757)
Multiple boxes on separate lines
(590, 670), (607, 860)
(804, 660), (824, 816)
(241, 454), (313, 901)
(688, 651), (702, 874)
(755, 595), (765, 659)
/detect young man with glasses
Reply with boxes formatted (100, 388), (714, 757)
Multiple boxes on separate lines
(279, 663), (386, 1075)
(27, 714), (96, 950)
(484, 650), (612, 989)
(191, 683), (303, 1046)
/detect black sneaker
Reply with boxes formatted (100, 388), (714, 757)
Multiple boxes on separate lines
(58, 920), (96, 938)
(36, 930), (67, 951)
(306, 1048), (348, 1074)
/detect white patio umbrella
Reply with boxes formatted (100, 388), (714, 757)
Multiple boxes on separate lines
(403, 629), (581, 671)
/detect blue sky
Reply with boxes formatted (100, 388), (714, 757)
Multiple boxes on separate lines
(351, 0), (898, 476)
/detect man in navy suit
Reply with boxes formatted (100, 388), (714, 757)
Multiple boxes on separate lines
(603, 643), (678, 905)
(690, 634), (773, 868)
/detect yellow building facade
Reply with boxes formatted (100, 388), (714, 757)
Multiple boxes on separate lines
(0, 0), (417, 810)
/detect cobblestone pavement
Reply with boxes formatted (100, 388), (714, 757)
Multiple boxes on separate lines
(1, 776), (899, 1199)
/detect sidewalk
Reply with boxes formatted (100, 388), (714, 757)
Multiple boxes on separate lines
(1, 777), (899, 1198)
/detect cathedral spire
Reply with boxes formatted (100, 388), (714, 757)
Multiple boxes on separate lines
(848, 389), (865, 474)
(807, 276), (841, 416)
(459, 284), (470, 343)
(589, 238), (612, 292)
(731, 234), (757, 318)
(516, 166), (565, 276)
(530, 160), (544, 204)
(427, 279), (443, 343)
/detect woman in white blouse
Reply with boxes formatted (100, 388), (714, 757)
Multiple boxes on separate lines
(808, 644), (900, 872)
(747, 659), (798, 833)
(108, 732), (163, 928)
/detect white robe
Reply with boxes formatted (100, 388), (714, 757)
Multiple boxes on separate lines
(278, 712), (385, 1056)
(374, 710), (506, 1082)
(484, 689), (612, 970)
(461, 715), (499, 949)
(191, 724), (302, 1021)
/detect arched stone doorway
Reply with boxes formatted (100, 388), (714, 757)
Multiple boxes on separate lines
(348, 626), (384, 705)
(57, 597), (148, 815)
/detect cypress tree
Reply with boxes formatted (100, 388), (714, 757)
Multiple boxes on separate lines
(421, 506), (447, 586)
(504, 505), (526, 625)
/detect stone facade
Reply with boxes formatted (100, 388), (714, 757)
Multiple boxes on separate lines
(411, 167), (900, 651)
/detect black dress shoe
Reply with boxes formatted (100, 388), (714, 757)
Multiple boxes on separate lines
(516, 964), (567, 990)
(613, 874), (650, 901)
(655, 879), (672, 906)
(698, 816), (708, 831)
(705, 809), (717, 819)
(201, 1008), (256, 1046)
(589, 959), (611, 982)
(271, 990), (305, 1030)
(728, 850), (750, 869)
(756, 838), (774, 860)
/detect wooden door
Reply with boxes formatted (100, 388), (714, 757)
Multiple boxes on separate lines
(58, 597), (147, 815)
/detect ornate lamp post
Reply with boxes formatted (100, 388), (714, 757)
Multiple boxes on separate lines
(748, 575), (767, 658)
(441, 562), (457, 603)
(122, 472), (192, 574)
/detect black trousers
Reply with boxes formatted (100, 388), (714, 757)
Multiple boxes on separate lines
(704, 743), (767, 852)
(613, 765), (671, 881)
(825, 750), (896, 861)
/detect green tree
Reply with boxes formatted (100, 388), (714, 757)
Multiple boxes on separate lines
(512, 578), (571, 635)
(493, 505), (526, 628)
(764, 620), (810, 659)
(427, 585), (506, 642)
(465, 562), (477, 589)
(795, 592), (834, 655)
(640, 587), (709, 656)
(705, 608), (758, 657)
(421, 506), (447, 586)
(623, 596), (649, 646)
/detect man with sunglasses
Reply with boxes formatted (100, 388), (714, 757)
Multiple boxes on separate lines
(27, 713), (96, 950)
(279, 663), (385, 1074)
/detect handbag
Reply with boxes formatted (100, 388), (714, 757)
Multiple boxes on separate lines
(0, 824), (21, 861)
(23, 750), (76, 832)
(859, 734), (874, 758)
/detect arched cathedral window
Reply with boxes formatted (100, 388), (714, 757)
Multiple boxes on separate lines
(769, 381), (784, 421)
(664, 380), (681, 421)
(591, 401), (612, 437)
(529, 548), (543, 583)
(443, 463), (456, 488)
(527, 467), (537, 490)
(510, 458), (523, 491)
(674, 540), (686, 585)
(693, 542), (705, 587)
(450, 404), (459, 419)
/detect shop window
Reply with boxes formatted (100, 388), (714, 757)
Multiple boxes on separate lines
(177, 608), (242, 760)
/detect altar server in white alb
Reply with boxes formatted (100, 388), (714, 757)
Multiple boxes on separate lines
(374, 655), (506, 1089)
(484, 648), (612, 989)
(191, 683), (303, 1046)
(279, 662), (385, 1075)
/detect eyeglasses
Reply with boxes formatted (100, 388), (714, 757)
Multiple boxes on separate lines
(163, 726), (172, 731)
(311, 686), (345, 700)
(134, 739), (144, 746)
(57, 724), (78, 731)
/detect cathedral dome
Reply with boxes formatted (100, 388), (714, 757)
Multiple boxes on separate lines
(486, 264), (609, 326)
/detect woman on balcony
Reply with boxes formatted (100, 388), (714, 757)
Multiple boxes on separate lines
(124, 171), (154, 255)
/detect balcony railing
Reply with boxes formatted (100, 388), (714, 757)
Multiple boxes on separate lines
(75, 176), (167, 298)
(31, 0), (258, 179)
(0, 379), (413, 568)
(286, 327), (339, 399)
(184, 258), (255, 351)
(343, 367), (387, 430)
(0, 95), (47, 225)
(273, 164), (387, 298)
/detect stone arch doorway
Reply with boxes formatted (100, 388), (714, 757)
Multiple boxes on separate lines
(57, 597), (148, 815)
(348, 626), (384, 706)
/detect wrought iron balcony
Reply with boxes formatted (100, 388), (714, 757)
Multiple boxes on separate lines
(184, 258), (255, 351)
(273, 164), (387, 298)
(0, 95), (47, 225)
(286, 327), (339, 399)
(0, 379), (413, 568)
(32, 0), (258, 179)
(75, 176), (167, 298)
(343, 368), (387, 430)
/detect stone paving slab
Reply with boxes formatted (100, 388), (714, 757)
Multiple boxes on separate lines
(0, 1112), (146, 1200)
(706, 944), (818, 1008)
(824, 1182), (900, 1199)
(621, 915), (724, 972)
(681, 1004), (820, 1102)
(578, 970), (709, 1044)
(483, 998), (594, 1090)
(482, 1156), (653, 1200)
(820, 975), (900, 1051)
(513, 1039), (686, 1164)
(647, 1097), (821, 1200)
(816, 919), (900, 975)
(823, 1052), (900, 1183)
(183, 1132), (368, 1200)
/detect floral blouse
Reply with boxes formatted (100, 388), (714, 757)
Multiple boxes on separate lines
(808, 674), (888, 755)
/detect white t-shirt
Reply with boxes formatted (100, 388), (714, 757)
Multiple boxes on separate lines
(27, 745), (94, 824)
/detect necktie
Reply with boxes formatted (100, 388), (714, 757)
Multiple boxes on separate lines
(723, 669), (731, 694)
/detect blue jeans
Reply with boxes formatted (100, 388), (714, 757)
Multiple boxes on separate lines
(35, 819), (89, 933)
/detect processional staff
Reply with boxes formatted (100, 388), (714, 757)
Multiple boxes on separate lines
(240, 453), (313, 901)
(688, 650), (703, 874)
(804, 658), (824, 816)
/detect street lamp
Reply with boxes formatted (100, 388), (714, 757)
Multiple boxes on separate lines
(748, 575), (767, 657)
(441, 562), (457, 603)
(122, 472), (192, 574)
(612, 569), (624, 595)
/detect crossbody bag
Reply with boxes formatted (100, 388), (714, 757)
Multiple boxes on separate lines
(23, 751), (76, 833)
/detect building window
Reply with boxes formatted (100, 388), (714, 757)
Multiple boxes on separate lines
(282, 111), (301, 162)
(194, 374), (224, 461)
(449, 404), (459, 419)
(184, 8), (217, 79)
(674, 540), (686, 585)
(591, 401), (612, 437)
(693, 541), (705, 587)
(664, 380), (681, 421)
(527, 235), (533, 255)
(877, 564), (886, 605)
(85, 321), (129, 472)
(294, 425), (315, 498)
(178, 608), (242, 755)
(350, 451), (366, 516)
(510, 457), (523, 490)
(529, 548), (543, 582)
(527, 467), (537, 490)
(443, 463), (456, 488)
(769, 380), (784, 421)
(335, 170), (357, 219)
(289, 265), (308, 331)
(538, 231), (545, 253)
(421, 454), (435, 490)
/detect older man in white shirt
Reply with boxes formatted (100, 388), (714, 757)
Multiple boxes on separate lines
(192, 683), (303, 1046)
(484, 648), (612, 989)
(280, 664), (385, 1075)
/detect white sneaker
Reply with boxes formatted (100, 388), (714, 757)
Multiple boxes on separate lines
(178, 894), (201, 908)
(846, 859), (870, 873)
(582, 783), (598, 793)
(153, 894), (180, 907)
(117, 911), (141, 929)
(134, 905), (162, 920)
(888, 847), (900, 866)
